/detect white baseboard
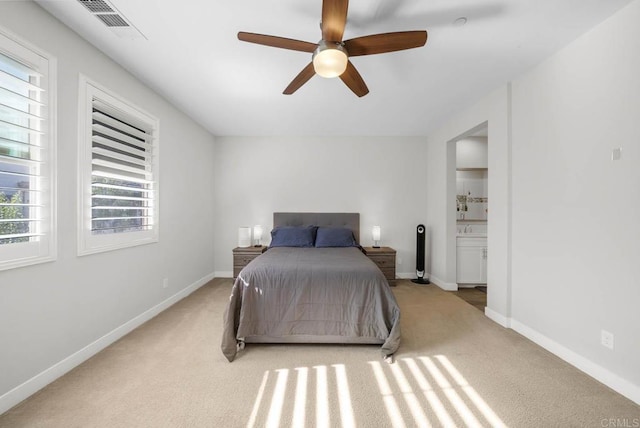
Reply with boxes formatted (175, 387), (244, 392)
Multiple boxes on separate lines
(427, 274), (458, 291)
(484, 307), (510, 328)
(396, 272), (416, 280)
(510, 318), (640, 405)
(214, 271), (233, 278)
(0, 272), (215, 415)
(397, 272), (455, 289)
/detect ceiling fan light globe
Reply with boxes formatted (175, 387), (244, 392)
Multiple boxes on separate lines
(313, 42), (348, 78)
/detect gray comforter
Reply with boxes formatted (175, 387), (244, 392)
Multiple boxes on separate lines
(221, 247), (401, 362)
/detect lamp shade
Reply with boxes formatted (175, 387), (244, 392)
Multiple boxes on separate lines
(238, 227), (251, 248)
(253, 225), (263, 245)
(372, 226), (381, 242)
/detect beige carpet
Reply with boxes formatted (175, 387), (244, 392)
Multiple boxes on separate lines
(1, 279), (638, 427)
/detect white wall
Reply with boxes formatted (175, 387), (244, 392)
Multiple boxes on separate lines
(426, 87), (510, 301)
(0, 1), (216, 411)
(456, 137), (488, 169)
(427, 0), (640, 403)
(510, 0), (640, 395)
(213, 136), (428, 278)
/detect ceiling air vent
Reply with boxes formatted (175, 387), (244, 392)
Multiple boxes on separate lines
(76, 0), (146, 39)
(78, 0), (114, 14)
(95, 14), (128, 27)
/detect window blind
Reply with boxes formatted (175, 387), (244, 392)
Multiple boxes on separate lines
(90, 98), (155, 235)
(0, 51), (45, 244)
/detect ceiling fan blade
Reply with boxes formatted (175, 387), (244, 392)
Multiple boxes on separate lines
(344, 31), (427, 57)
(238, 32), (317, 53)
(283, 63), (316, 95)
(339, 61), (369, 97)
(322, 0), (349, 42)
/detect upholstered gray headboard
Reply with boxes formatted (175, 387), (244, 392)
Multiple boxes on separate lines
(273, 212), (360, 243)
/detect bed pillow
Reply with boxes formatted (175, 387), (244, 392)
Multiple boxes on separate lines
(314, 227), (358, 247)
(269, 226), (317, 247)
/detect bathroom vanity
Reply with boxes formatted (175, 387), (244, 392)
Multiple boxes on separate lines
(456, 233), (487, 285)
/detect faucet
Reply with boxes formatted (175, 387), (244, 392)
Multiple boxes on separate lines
(464, 225), (472, 233)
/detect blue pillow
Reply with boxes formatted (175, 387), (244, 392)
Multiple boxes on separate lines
(269, 226), (317, 247)
(314, 227), (357, 247)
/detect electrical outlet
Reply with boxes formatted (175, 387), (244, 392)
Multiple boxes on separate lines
(397, 257), (402, 265)
(601, 330), (614, 350)
(162, 278), (169, 289)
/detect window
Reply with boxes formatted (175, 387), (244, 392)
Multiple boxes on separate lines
(78, 76), (159, 255)
(0, 28), (56, 271)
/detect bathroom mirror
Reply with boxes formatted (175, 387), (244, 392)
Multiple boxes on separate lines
(456, 170), (488, 220)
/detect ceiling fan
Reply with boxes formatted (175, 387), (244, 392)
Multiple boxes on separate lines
(237, 0), (428, 97)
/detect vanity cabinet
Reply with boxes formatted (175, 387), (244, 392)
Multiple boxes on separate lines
(456, 237), (487, 284)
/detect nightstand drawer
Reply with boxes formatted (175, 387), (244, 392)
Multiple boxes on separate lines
(233, 246), (267, 278)
(362, 246), (396, 286)
(367, 255), (394, 269)
(379, 267), (395, 279)
(234, 254), (261, 267)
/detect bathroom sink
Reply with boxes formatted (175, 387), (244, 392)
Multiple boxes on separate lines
(457, 233), (487, 238)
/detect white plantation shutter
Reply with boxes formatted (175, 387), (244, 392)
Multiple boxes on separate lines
(0, 30), (56, 271)
(90, 100), (154, 234)
(78, 77), (159, 255)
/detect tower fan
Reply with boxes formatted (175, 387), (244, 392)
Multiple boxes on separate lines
(411, 224), (430, 284)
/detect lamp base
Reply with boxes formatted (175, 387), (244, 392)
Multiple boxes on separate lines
(372, 245), (380, 248)
(411, 278), (430, 285)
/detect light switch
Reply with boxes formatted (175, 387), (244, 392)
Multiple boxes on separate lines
(611, 148), (622, 161)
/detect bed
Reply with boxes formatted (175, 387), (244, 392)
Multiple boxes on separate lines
(221, 212), (401, 362)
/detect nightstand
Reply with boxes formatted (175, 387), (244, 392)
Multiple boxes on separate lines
(363, 246), (396, 286)
(232, 246), (267, 278)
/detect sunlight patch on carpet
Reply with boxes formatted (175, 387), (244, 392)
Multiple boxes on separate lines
(314, 365), (329, 428)
(246, 363), (355, 428)
(389, 361), (432, 427)
(292, 367), (308, 426)
(333, 364), (356, 428)
(402, 357), (456, 427)
(370, 360), (407, 428)
(371, 356), (507, 427)
(266, 368), (289, 427)
(434, 355), (507, 428)
(247, 370), (269, 428)
(419, 356), (483, 426)
(245, 355), (505, 427)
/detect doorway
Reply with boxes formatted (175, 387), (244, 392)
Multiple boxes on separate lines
(451, 123), (488, 310)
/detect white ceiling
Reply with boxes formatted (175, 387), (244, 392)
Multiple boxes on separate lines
(36, 0), (633, 137)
